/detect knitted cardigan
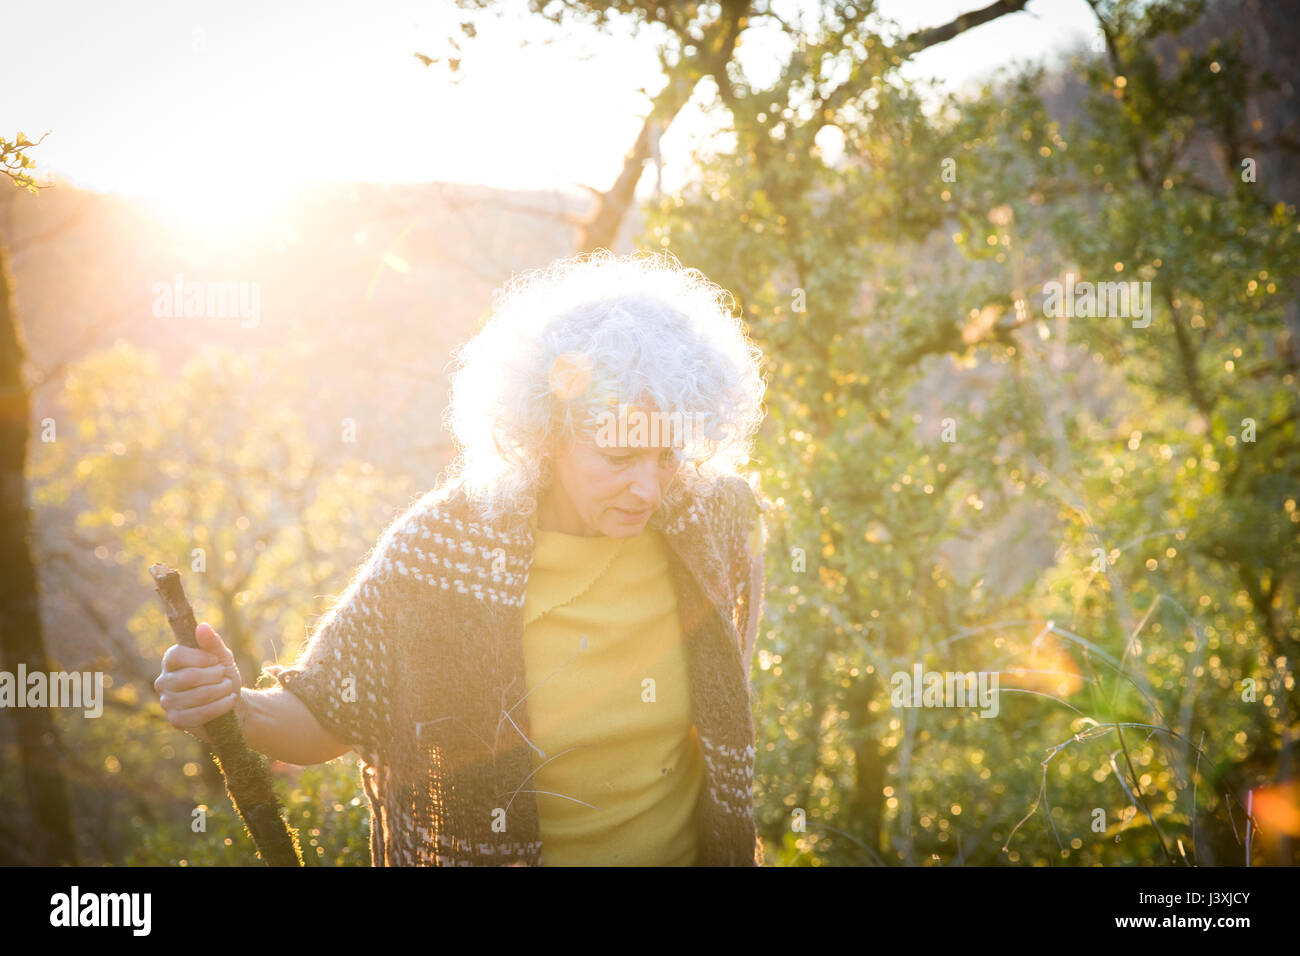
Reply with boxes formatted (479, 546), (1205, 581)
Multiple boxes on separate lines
(274, 470), (768, 866)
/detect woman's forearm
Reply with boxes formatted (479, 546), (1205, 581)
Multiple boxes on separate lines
(237, 685), (351, 765)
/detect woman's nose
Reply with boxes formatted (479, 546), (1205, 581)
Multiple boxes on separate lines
(628, 460), (662, 505)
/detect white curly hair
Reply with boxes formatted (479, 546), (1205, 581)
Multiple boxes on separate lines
(441, 249), (766, 525)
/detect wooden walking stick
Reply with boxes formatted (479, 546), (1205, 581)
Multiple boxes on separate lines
(150, 563), (303, 867)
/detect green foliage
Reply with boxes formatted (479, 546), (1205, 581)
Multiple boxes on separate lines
(643, 0), (1297, 865)
(1, 131), (47, 193)
(126, 759), (373, 866)
(34, 342), (418, 685)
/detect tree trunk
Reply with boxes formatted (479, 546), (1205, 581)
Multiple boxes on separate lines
(576, 70), (695, 253)
(0, 234), (77, 864)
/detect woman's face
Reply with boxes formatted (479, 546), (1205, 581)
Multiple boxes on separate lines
(540, 435), (682, 538)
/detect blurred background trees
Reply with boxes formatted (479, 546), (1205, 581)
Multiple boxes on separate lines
(645, 0), (1298, 865)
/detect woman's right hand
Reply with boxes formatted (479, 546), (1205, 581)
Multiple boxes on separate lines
(155, 622), (245, 744)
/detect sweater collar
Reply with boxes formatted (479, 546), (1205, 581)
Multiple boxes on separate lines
(445, 474), (734, 618)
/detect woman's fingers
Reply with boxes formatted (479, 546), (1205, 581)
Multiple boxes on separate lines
(160, 677), (238, 715)
(160, 643), (218, 674)
(157, 663), (228, 693)
(170, 690), (240, 731)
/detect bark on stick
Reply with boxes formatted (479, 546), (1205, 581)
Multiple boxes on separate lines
(150, 563), (303, 867)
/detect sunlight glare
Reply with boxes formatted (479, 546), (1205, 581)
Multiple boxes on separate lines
(136, 173), (293, 234)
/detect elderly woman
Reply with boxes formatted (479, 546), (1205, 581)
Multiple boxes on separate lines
(155, 251), (769, 866)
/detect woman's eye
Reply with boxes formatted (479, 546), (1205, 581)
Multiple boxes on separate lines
(605, 450), (677, 466)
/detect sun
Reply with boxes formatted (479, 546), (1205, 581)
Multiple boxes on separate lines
(132, 158), (302, 236)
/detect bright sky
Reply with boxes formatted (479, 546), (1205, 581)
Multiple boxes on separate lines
(1, 0), (1099, 230)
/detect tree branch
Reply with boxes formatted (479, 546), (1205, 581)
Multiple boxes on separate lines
(903, 0), (1031, 51)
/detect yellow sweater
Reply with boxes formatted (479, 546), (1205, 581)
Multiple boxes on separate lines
(521, 513), (705, 866)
